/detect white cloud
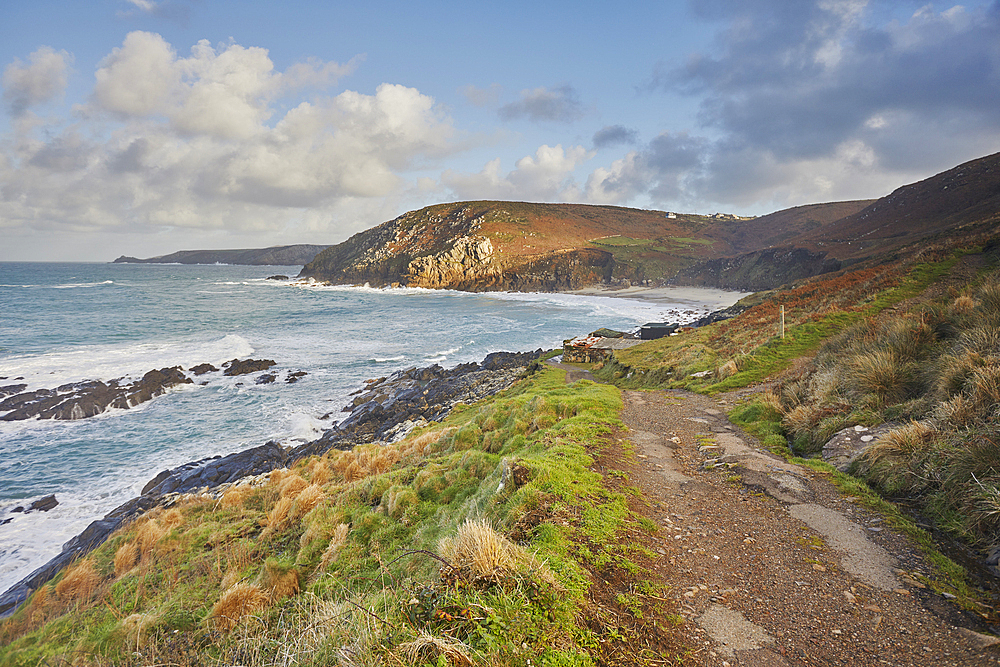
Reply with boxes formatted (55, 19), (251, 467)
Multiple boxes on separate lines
(93, 31), (180, 117)
(2, 46), (71, 116)
(126, 0), (158, 11)
(0, 33), (459, 257)
(443, 144), (592, 201)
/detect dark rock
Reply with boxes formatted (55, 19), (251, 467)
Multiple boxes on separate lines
(256, 373), (277, 385)
(0, 367), (192, 422)
(0, 384), (27, 399)
(141, 469), (173, 495)
(11, 506), (24, 513)
(266, 275), (289, 280)
(286, 371), (307, 383)
(292, 348), (546, 459)
(223, 358), (277, 376)
(190, 363), (218, 375)
(27, 495), (58, 512)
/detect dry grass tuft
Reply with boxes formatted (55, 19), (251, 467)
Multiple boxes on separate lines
(221, 484), (251, 508)
(54, 559), (100, 603)
(399, 631), (473, 666)
(160, 508), (184, 529)
(850, 349), (915, 404)
(209, 583), (270, 631)
(135, 518), (167, 560)
(264, 496), (295, 532)
(438, 519), (556, 587)
(114, 541), (139, 576)
(120, 612), (157, 647)
(316, 523), (351, 576)
(308, 459), (331, 486)
(291, 484), (325, 519)
(717, 359), (739, 380)
(950, 295), (978, 315)
(857, 421), (941, 494)
(259, 560), (300, 601)
(220, 569), (242, 591)
(278, 473), (309, 499)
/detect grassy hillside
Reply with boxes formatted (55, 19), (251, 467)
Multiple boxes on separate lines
(595, 224), (1000, 578)
(0, 368), (687, 666)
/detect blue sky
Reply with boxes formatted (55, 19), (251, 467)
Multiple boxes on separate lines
(2, 0), (998, 261)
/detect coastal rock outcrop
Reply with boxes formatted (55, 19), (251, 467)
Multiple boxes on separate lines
(0, 368), (193, 421)
(0, 359), (282, 421)
(292, 349), (544, 457)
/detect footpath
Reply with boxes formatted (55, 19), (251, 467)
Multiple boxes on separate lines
(618, 386), (1000, 666)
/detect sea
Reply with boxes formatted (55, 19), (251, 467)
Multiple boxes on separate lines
(0, 261), (745, 593)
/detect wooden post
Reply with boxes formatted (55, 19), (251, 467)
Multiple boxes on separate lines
(780, 305), (785, 339)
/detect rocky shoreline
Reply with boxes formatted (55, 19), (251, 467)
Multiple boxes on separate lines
(0, 349), (543, 617)
(0, 358), (293, 422)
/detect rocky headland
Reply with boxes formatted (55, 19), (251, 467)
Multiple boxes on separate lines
(112, 244), (329, 266)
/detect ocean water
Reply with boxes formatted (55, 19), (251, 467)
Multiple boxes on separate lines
(0, 262), (744, 593)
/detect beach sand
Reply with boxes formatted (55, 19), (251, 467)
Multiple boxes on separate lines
(568, 284), (751, 310)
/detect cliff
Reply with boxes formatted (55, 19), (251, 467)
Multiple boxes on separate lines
(113, 244), (329, 266)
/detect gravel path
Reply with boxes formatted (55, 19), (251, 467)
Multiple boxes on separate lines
(619, 388), (1000, 666)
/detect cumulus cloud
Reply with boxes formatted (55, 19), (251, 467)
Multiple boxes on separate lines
(585, 132), (707, 205)
(443, 144), (593, 201)
(0, 33), (457, 250)
(2, 46), (71, 116)
(499, 85), (584, 123)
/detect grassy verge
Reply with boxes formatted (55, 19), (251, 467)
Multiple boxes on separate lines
(0, 367), (687, 667)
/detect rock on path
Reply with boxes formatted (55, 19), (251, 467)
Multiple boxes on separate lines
(620, 388), (999, 666)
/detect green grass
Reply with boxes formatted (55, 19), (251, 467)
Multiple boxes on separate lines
(0, 366), (685, 667)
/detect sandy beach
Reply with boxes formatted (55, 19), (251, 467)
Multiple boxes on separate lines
(568, 284), (751, 310)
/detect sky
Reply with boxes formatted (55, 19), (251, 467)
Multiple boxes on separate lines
(1, 0), (998, 261)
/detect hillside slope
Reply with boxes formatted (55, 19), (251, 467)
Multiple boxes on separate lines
(299, 200), (870, 291)
(672, 151), (1000, 290)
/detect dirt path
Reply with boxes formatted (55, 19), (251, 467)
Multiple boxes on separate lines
(617, 387), (1000, 666)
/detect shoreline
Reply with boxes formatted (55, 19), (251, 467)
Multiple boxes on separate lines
(566, 284), (751, 308)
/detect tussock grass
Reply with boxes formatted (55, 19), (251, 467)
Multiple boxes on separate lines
(399, 631), (474, 666)
(209, 582), (270, 631)
(54, 559), (100, 603)
(113, 541), (139, 576)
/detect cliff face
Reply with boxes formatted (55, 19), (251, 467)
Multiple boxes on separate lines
(300, 204), (616, 291)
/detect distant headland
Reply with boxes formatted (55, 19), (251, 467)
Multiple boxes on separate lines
(112, 244), (329, 266)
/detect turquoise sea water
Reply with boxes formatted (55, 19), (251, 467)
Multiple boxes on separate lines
(0, 262), (743, 592)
